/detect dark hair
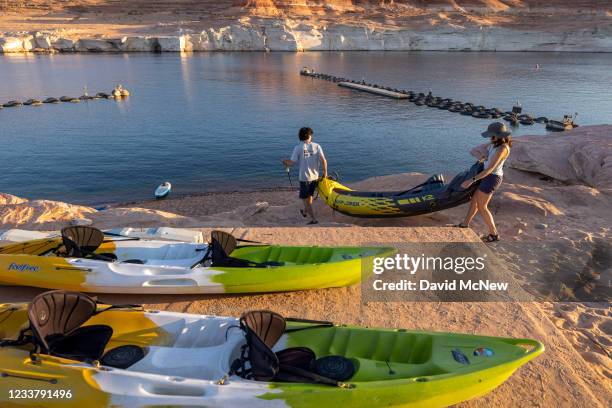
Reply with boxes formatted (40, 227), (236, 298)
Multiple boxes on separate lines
(299, 127), (313, 141)
(492, 135), (512, 148)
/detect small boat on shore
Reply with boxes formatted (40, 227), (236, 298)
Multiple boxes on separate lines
(154, 181), (172, 199)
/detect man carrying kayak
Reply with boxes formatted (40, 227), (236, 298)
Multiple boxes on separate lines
(282, 127), (328, 225)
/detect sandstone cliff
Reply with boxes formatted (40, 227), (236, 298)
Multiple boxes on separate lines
(1, 1), (611, 52)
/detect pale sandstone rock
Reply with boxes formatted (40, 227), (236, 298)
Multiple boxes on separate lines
(155, 36), (186, 52)
(51, 37), (75, 51)
(2, 20), (612, 53)
(0, 37), (25, 53)
(74, 39), (117, 52)
(0, 193), (28, 205)
(119, 36), (154, 52)
(34, 35), (51, 49)
(471, 125), (612, 191)
(21, 35), (36, 51)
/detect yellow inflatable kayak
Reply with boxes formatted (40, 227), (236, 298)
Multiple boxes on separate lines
(318, 162), (484, 218)
(0, 290), (544, 407)
(0, 227), (394, 294)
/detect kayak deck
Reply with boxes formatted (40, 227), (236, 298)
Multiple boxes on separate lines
(0, 304), (544, 408)
(0, 238), (394, 294)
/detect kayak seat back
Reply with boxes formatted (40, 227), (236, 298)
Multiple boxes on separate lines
(211, 230), (237, 262)
(28, 290), (113, 361)
(238, 310), (286, 381)
(211, 230), (252, 267)
(62, 226), (104, 257)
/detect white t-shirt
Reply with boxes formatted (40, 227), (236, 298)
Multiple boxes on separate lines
(290, 142), (325, 182)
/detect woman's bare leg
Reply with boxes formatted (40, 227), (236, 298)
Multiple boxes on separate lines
(475, 191), (497, 235)
(462, 195), (479, 226)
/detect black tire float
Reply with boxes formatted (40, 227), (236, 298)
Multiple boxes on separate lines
(24, 99), (43, 106)
(3, 100), (23, 107)
(520, 117), (535, 125)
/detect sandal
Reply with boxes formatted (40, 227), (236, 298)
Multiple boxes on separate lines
(482, 234), (499, 242)
(454, 223), (470, 228)
(307, 220), (319, 225)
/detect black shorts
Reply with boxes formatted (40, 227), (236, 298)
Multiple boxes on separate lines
(299, 180), (318, 199)
(478, 174), (503, 194)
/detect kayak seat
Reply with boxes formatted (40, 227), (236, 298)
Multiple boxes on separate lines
(62, 226), (104, 258)
(49, 325), (113, 362)
(210, 230), (268, 268)
(28, 290), (112, 361)
(232, 311), (344, 386)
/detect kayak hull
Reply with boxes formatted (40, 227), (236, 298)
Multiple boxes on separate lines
(318, 162), (484, 218)
(0, 238), (394, 294)
(0, 304), (544, 408)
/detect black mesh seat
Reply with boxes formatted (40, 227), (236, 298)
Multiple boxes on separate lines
(28, 290), (112, 361)
(61, 226), (105, 258)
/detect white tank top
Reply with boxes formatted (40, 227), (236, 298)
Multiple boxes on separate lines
(485, 145), (509, 177)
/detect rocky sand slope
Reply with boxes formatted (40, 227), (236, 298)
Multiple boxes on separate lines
(1, 1), (611, 52)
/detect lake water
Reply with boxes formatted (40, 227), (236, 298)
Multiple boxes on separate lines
(1, 52), (611, 204)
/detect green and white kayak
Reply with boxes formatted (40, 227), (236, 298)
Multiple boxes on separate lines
(0, 228), (394, 294)
(0, 292), (544, 407)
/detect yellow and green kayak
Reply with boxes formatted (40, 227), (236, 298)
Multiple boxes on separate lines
(0, 229), (394, 294)
(0, 292), (544, 408)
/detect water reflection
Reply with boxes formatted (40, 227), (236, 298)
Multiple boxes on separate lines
(0, 52), (610, 204)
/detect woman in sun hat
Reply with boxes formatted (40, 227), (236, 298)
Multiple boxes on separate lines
(456, 122), (512, 242)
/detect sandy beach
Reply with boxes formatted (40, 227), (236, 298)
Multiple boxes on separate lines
(1, 125), (610, 406)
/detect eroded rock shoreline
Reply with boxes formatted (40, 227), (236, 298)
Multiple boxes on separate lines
(2, 19), (612, 53)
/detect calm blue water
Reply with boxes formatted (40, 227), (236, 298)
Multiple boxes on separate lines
(1, 52), (611, 204)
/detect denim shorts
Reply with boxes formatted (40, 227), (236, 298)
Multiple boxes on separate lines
(299, 180), (318, 199)
(478, 174), (503, 194)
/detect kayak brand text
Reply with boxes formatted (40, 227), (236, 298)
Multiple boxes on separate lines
(8, 263), (40, 273)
